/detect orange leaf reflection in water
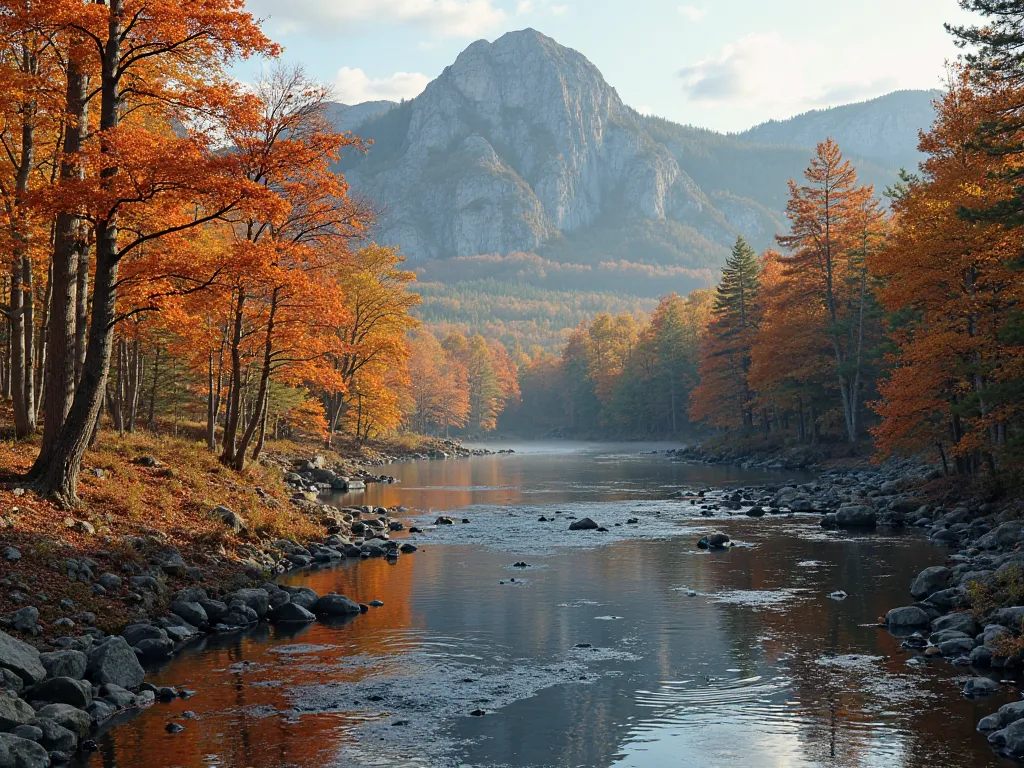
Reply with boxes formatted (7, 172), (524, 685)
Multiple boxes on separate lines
(102, 556), (422, 768)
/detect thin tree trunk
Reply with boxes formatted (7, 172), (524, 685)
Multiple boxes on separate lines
(147, 344), (159, 429)
(220, 291), (245, 464)
(251, 395), (269, 463)
(234, 291), (277, 470)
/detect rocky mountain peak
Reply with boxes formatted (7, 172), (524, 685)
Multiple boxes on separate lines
(338, 31), (933, 271)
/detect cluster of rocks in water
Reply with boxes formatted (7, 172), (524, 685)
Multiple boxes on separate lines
(282, 444), (513, 499)
(878, 503), (1024, 759)
(0, 575), (390, 767)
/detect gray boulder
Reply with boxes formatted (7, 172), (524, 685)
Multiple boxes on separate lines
(121, 624), (167, 647)
(280, 587), (318, 610)
(269, 603), (316, 624)
(993, 606), (1024, 630)
(99, 683), (136, 709)
(964, 677), (1000, 697)
(35, 718), (77, 753)
(885, 605), (930, 627)
(169, 601), (208, 628)
(835, 505), (876, 528)
(35, 703), (91, 739)
(199, 599), (227, 623)
(212, 505), (246, 533)
(313, 594), (361, 616)
(27, 677), (92, 708)
(39, 651), (87, 681)
(0, 631), (45, 686)
(0, 691), (36, 730)
(0, 668), (23, 695)
(568, 517), (599, 531)
(228, 589), (270, 619)
(931, 612), (977, 636)
(220, 603), (259, 627)
(939, 637), (976, 657)
(86, 636), (145, 689)
(990, 718), (1024, 756)
(977, 521), (1023, 550)
(11, 607), (39, 634)
(0, 733), (49, 768)
(133, 637), (174, 659)
(8, 726), (40, 743)
(910, 566), (951, 600)
(991, 700), (1024, 731)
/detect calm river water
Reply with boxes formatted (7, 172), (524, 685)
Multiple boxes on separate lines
(80, 443), (1017, 768)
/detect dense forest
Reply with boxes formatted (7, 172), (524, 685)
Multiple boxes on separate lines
(0, 0), (1021, 510)
(503, 2), (1024, 483)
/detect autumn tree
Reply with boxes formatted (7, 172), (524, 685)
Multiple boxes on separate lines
(323, 243), (419, 447)
(776, 139), (885, 451)
(29, 0), (279, 506)
(407, 330), (470, 436)
(871, 74), (1024, 476)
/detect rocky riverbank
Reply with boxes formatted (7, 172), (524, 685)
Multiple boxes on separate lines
(669, 445), (1024, 762)
(0, 432), (497, 767)
(879, 493), (1024, 761)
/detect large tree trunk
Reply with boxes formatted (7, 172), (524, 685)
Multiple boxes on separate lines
(74, 243), (89, 384)
(32, 2), (123, 507)
(40, 61), (90, 463)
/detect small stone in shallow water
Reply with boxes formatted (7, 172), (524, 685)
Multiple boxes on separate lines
(369, 600), (384, 607)
(165, 723), (185, 734)
(513, 562), (530, 568)
(470, 709), (486, 716)
(686, 590), (697, 597)
(574, 643), (592, 648)
(828, 590), (848, 600)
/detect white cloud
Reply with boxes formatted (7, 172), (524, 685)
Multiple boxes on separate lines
(677, 5), (707, 22)
(335, 67), (431, 103)
(516, 0), (568, 16)
(246, 0), (504, 38)
(678, 32), (907, 112)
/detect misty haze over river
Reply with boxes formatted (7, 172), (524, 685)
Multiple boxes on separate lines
(79, 443), (1017, 768)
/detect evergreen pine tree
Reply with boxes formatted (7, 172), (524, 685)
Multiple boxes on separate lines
(714, 237), (760, 329)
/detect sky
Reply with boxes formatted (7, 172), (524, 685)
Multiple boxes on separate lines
(240, 0), (980, 133)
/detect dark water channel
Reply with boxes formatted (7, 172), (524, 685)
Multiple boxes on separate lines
(82, 443), (1017, 767)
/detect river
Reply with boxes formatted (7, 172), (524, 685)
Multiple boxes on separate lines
(77, 443), (1016, 768)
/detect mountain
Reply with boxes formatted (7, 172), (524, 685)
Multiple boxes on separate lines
(330, 30), (938, 349)
(739, 90), (939, 169)
(325, 101), (396, 133)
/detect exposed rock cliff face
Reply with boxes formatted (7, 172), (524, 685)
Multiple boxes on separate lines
(340, 29), (729, 262)
(335, 30), (934, 267)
